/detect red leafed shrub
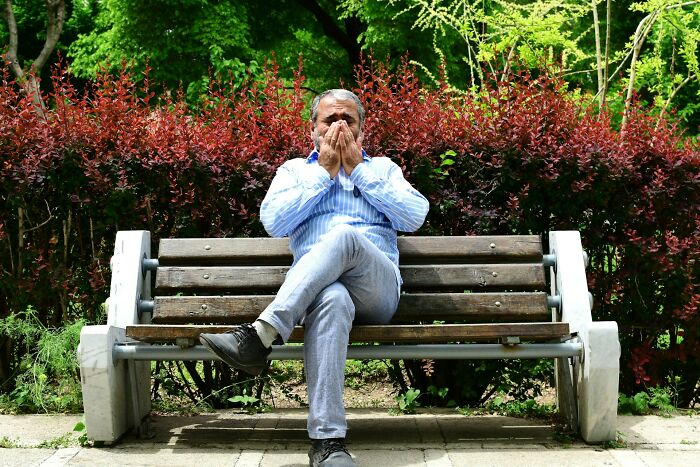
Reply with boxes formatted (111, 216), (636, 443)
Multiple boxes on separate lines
(353, 60), (699, 405)
(0, 56), (698, 405)
(0, 60), (309, 329)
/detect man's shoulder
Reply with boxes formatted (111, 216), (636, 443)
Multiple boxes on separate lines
(364, 155), (398, 172)
(279, 157), (312, 170)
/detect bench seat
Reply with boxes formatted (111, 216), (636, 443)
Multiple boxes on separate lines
(126, 322), (572, 344)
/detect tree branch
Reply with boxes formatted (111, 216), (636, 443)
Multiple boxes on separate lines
(32, 0), (66, 73)
(657, 72), (697, 125)
(2, 0), (23, 79)
(622, 1), (700, 127)
(295, 0), (362, 66)
(602, 0), (611, 105)
(1, 0), (64, 115)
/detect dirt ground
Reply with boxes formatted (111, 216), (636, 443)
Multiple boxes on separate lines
(265, 368), (558, 411)
(268, 378), (399, 410)
(152, 360), (558, 414)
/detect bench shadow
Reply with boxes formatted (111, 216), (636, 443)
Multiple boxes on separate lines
(119, 409), (560, 449)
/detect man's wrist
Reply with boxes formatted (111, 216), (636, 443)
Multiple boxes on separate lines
(348, 162), (373, 187)
(308, 163), (335, 186)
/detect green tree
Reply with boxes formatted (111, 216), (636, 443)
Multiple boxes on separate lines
(245, 0), (359, 92)
(370, 0), (590, 88)
(67, 0), (372, 95)
(68, 0), (254, 93)
(341, 0), (468, 86)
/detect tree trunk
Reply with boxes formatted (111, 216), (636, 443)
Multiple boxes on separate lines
(592, 0), (604, 111)
(622, 12), (657, 129)
(1, 0), (66, 116)
(602, 0), (611, 105)
(295, 0), (365, 69)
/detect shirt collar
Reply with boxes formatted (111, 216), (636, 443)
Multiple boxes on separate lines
(306, 149), (371, 163)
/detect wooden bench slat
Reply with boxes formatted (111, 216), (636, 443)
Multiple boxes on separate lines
(157, 236), (543, 265)
(152, 292), (550, 324)
(127, 322), (570, 344)
(398, 235), (542, 262)
(158, 238), (292, 265)
(155, 264), (546, 291)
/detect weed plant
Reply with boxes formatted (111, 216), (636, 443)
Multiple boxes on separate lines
(0, 436), (20, 448)
(0, 308), (83, 414)
(484, 396), (557, 418)
(345, 359), (391, 390)
(602, 432), (628, 449)
(618, 386), (677, 417)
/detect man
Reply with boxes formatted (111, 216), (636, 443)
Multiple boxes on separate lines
(199, 89), (429, 466)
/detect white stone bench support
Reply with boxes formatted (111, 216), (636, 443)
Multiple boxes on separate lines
(78, 231), (153, 444)
(550, 231), (620, 443)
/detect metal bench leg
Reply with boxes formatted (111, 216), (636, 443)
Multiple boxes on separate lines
(555, 355), (578, 433)
(127, 359), (150, 438)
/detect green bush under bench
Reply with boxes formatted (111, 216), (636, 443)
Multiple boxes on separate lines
(78, 230), (620, 444)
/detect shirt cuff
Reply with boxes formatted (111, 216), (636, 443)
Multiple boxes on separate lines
(348, 162), (377, 190)
(305, 163), (335, 189)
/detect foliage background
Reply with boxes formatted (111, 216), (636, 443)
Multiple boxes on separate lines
(1, 0), (699, 411)
(2, 1), (700, 131)
(1, 55), (698, 409)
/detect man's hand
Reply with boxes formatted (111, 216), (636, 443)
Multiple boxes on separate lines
(318, 120), (362, 178)
(318, 122), (341, 178)
(337, 120), (363, 175)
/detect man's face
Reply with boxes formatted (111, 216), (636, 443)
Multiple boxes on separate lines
(312, 96), (363, 150)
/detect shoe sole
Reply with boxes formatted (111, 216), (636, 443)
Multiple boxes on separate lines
(198, 334), (266, 376)
(308, 454), (356, 467)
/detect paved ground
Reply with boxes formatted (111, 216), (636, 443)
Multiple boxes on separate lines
(0, 409), (699, 466)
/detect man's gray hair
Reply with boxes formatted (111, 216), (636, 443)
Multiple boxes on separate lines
(310, 89), (365, 128)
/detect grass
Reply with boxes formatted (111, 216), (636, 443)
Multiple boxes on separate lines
(0, 436), (20, 448)
(601, 432), (628, 449)
(618, 386), (677, 417)
(35, 433), (77, 449)
(0, 433), (80, 449)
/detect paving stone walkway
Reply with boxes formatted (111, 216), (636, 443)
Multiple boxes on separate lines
(1, 409), (698, 466)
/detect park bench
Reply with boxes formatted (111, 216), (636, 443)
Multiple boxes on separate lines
(78, 230), (620, 445)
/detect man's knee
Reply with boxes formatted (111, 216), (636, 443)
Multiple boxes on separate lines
(325, 224), (360, 246)
(311, 282), (355, 322)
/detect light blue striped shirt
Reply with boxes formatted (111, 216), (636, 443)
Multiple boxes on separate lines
(260, 150), (429, 278)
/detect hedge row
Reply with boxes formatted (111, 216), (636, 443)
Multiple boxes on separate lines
(1, 59), (698, 405)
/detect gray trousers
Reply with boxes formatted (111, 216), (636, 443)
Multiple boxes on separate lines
(258, 224), (400, 439)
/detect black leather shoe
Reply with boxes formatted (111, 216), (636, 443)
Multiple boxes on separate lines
(308, 438), (356, 466)
(199, 324), (271, 375)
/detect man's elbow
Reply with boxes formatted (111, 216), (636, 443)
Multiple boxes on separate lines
(260, 214), (287, 238)
(406, 202), (430, 232)
(396, 209), (429, 233)
(404, 217), (427, 233)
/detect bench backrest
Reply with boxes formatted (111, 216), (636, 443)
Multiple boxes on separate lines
(151, 235), (552, 331)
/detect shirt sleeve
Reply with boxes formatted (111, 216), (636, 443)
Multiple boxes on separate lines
(260, 160), (334, 237)
(349, 160), (429, 232)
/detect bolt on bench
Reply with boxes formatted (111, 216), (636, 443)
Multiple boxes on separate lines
(78, 230), (620, 444)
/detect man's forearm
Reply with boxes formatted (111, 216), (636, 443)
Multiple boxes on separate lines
(350, 163), (429, 232)
(260, 164), (333, 237)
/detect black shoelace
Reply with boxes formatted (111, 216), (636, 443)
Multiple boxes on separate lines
(227, 323), (256, 341)
(320, 439), (349, 459)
